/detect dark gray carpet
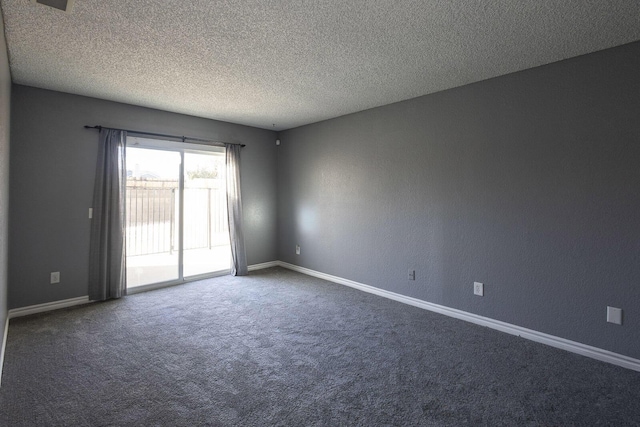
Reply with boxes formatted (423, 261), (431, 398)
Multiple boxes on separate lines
(1, 267), (640, 426)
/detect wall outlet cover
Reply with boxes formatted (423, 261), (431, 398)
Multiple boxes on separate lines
(474, 282), (484, 296)
(408, 269), (415, 280)
(607, 306), (622, 325)
(50, 271), (60, 284)
(295, 245), (301, 255)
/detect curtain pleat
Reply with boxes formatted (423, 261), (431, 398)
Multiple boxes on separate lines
(89, 129), (127, 300)
(225, 144), (248, 276)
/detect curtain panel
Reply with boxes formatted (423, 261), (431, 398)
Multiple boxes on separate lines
(225, 143), (248, 276)
(89, 129), (127, 300)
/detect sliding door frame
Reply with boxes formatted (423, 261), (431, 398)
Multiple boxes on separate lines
(125, 136), (229, 294)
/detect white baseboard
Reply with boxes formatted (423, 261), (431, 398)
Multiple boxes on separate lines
(0, 316), (8, 387)
(5, 263), (639, 372)
(8, 296), (91, 319)
(5, 263), (277, 318)
(248, 261), (280, 271)
(278, 261), (640, 372)
(4, 262), (278, 319)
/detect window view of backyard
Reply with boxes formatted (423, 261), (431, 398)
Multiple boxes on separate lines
(126, 145), (230, 288)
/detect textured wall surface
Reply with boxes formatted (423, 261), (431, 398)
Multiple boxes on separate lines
(278, 41), (640, 358)
(9, 86), (277, 309)
(0, 9), (11, 361)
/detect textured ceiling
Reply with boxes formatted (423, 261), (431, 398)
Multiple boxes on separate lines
(2, 1), (640, 131)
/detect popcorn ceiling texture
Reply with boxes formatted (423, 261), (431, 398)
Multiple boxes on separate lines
(2, 0), (640, 130)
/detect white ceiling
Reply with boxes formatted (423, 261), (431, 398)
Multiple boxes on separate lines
(2, 1), (640, 131)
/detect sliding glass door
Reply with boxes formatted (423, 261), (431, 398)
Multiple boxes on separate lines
(125, 147), (180, 286)
(125, 137), (230, 289)
(183, 151), (231, 277)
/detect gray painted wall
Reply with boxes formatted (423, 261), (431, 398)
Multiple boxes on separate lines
(0, 10), (11, 362)
(9, 85), (277, 309)
(278, 41), (640, 359)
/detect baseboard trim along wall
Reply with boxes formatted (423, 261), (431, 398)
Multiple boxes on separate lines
(6, 262), (275, 319)
(0, 316), (8, 387)
(8, 296), (91, 319)
(5, 263), (639, 373)
(278, 261), (640, 373)
(248, 261), (280, 271)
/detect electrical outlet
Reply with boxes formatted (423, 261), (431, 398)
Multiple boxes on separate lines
(474, 282), (483, 296)
(50, 271), (60, 284)
(295, 245), (301, 255)
(607, 306), (622, 325)
(408, 269), (415, 281)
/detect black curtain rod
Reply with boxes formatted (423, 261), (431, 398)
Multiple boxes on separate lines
(84, 125), (245, 147)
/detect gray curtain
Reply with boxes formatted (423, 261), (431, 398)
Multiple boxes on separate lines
(225, 143), (248, 276)
(89, 129), (127, 300)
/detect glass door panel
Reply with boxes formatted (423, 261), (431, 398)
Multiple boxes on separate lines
(125, 147), (181, 287)
(183, 151), (231, 277)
